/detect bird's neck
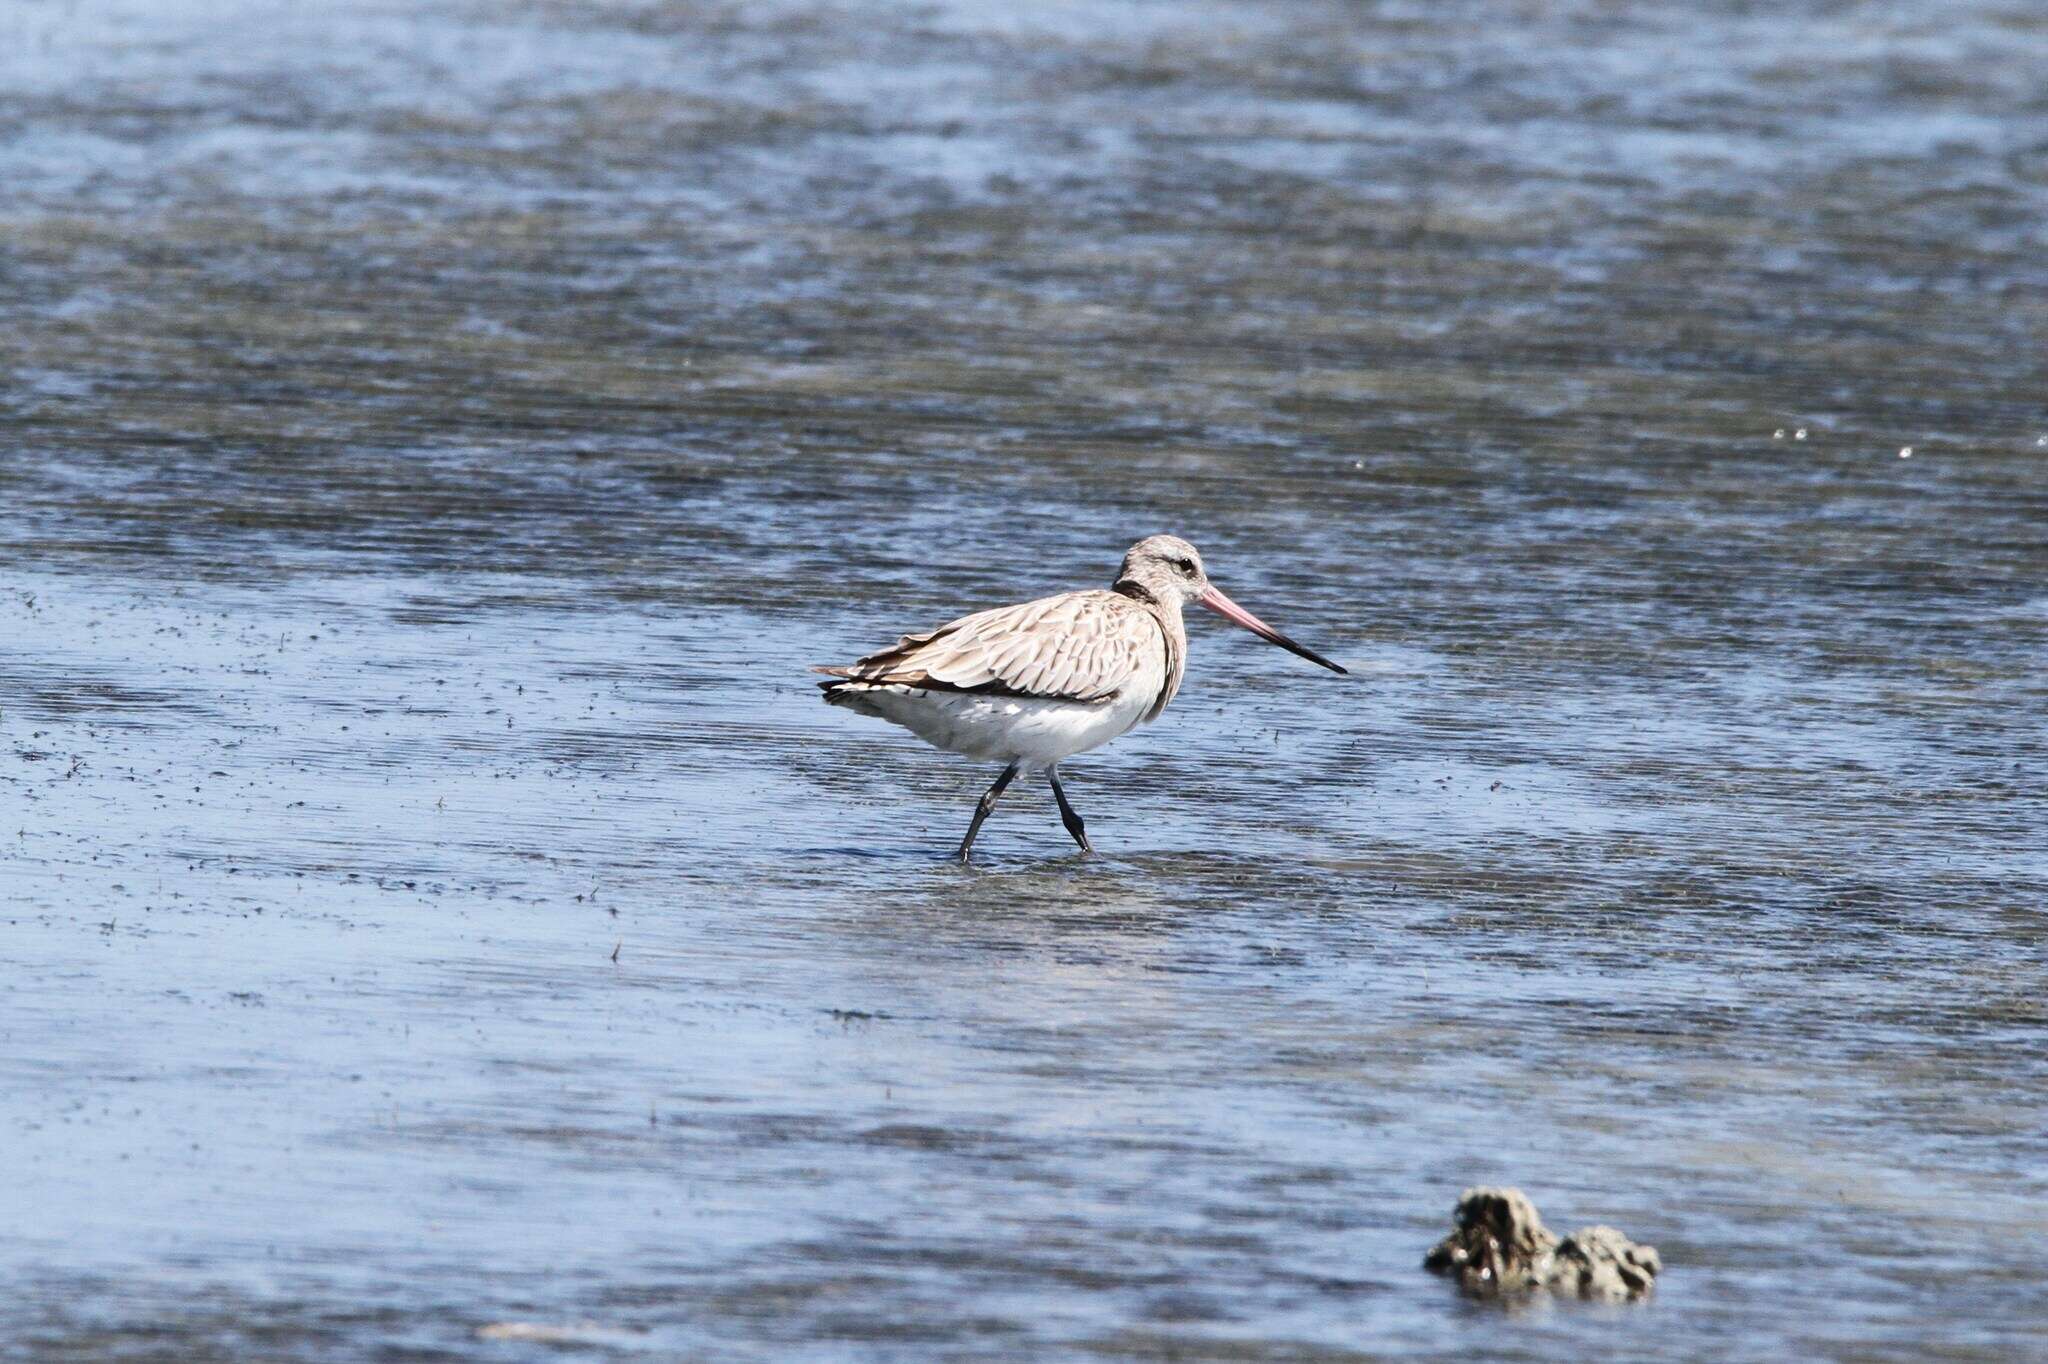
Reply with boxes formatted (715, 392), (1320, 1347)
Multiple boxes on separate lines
(1111, 577), (1182, 618)
(1115, 582), (1187, 722)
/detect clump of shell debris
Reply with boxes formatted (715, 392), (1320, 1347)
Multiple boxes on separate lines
(1424, 1187), (1660, 1302)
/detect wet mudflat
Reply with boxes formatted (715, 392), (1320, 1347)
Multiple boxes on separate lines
(3, 0), (2046, 1358)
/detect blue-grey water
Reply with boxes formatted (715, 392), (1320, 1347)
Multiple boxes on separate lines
(3, 1), (2045, 1359)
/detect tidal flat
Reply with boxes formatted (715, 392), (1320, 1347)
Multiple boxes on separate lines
(2, 1), (2045, 1359)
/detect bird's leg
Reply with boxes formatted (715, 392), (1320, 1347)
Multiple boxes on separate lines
(958, 760), (1021, 864)
(1048, 765), (1094, 855)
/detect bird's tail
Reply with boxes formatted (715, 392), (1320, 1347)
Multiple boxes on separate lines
(813, 666), (867, 706)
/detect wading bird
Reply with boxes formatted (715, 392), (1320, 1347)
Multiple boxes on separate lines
(814, 535), (1347, 862)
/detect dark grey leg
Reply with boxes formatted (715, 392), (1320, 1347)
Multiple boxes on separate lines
(1048, 765), (1094, 855)
(958, 760), (1021, 864)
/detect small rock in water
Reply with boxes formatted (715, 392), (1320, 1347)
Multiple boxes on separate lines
(1551, 1224), (1663, 1302)
(1423, 1187), (1556, 1293)
(1424, 1186), (1659, 1302)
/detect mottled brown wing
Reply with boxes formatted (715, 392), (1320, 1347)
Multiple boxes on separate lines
(814, 590), (1152, 704)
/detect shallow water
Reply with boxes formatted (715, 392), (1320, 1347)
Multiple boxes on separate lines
(4, 0), (2046, 1359)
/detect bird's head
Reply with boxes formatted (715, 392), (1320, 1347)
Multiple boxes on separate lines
(1114, 535), (1347, 675)
(1115, 534), (1211, 607)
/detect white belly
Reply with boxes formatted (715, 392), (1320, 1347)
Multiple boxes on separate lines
(833, 685), (1154, 767)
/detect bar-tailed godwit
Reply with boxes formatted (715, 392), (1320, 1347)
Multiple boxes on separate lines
(815, 535), (1346, 862)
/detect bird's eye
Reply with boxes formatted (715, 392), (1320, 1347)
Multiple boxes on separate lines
(1174, 558), (1198, 577)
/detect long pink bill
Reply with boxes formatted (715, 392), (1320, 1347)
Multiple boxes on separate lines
(1199, 586), (1348, 675)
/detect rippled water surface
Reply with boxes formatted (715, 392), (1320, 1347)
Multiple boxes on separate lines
(4, 0), (2046, 1359)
